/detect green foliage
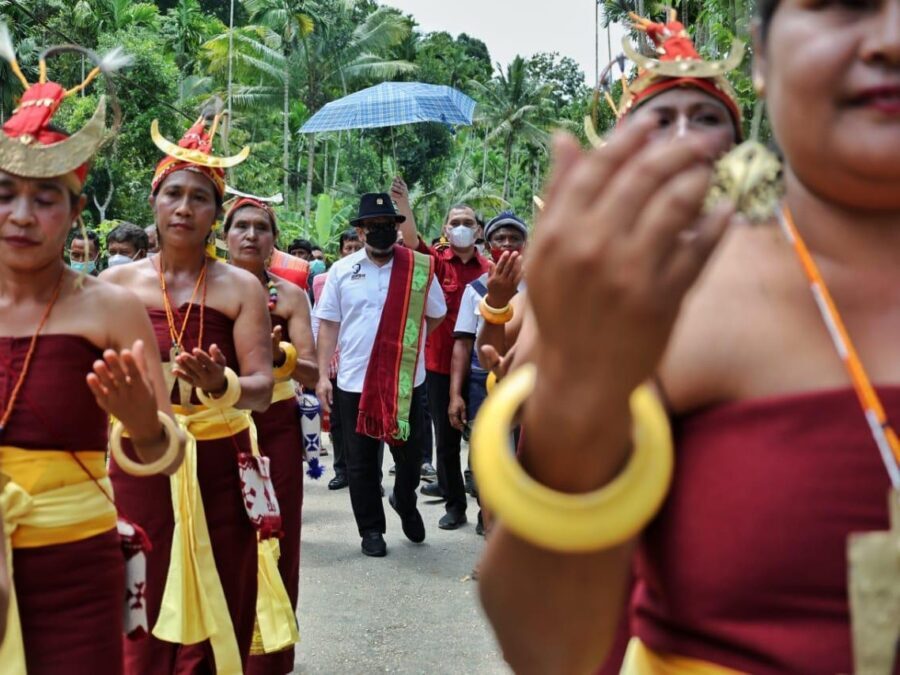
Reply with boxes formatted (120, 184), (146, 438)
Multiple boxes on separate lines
(4, 0), (761, 233)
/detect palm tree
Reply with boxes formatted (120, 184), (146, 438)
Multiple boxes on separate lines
(470, 56), (551, 200)
(72, 0), (161, 34)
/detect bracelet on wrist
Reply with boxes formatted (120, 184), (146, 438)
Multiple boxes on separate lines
(110, 411), (185, 477)
(470, 364), (674, 553)
(273, 341), (298, 382)
(480, 296), (514, 325)
(196, 367), (242, 409)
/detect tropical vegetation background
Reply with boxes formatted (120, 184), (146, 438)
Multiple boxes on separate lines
(0, 0), (760, 253)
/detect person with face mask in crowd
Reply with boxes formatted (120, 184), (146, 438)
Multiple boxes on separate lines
(106, 222), (149, 268)
(394, 178), (490, 530)
(315, 193), (446, 557)
(144, 224), (159, 254)
(67, 228), (100, 276)
(450, 211), (528, 537)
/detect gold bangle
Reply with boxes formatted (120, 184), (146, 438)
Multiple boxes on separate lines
(196, 366), (242, 409)
(480, 296), (511, 314)
(480, 297), (514, 325)
(273, 341), (298, 382)
(110, 411), (184, 477)
(471, 364), (674, 553)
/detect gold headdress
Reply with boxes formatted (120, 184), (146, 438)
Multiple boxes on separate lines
(0, 23), (128, 192)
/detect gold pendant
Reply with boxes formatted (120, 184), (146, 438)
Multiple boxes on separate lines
(166, 346), (194, 411)
(705, 140), (784, 224)
(848, 489), (900, 674)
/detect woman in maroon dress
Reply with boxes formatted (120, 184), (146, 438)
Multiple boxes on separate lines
(478, 2), (900, 673)
(0, 40), (182, 674)
(224, 197), (318, 674)
(104, 114), (274, 673)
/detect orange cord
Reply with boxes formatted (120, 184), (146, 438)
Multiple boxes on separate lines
(0, 272), (66, 433)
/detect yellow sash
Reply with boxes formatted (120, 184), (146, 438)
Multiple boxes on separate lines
(248, 400), (301, 655)
(0, 447), (117, 674)
(621, 638), (747, 675)
(272, 380), (296, 404)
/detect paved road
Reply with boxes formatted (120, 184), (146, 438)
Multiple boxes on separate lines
(293, 439), (509, 674)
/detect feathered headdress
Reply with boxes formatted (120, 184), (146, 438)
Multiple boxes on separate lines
(0, 23), (129, 193)
(150, 97), (250, 199)
(586, 10), (744, 145)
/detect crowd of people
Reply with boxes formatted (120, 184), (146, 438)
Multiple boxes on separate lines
(2, 0), (900, 672)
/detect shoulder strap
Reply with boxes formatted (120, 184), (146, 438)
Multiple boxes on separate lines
(471, 279), (488, 297)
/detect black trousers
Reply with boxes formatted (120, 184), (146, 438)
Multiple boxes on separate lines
(426, 371), (467, 515)
(420, 385), (434, 466)
(331, 378), (382, 479)
(336, 385), (425, 536)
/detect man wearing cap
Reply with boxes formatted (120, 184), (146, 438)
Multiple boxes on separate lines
(450, 211), (528, 534)
(392, 178), (490, 531)
(315, 193), (446, 557)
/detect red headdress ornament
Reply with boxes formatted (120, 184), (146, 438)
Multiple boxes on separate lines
(0, 24), (127, 193)
(585, 9), (745, 145)
(150, 98), (250, 199)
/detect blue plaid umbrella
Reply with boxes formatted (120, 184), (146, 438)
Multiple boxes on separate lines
(299, 82), (476, 134)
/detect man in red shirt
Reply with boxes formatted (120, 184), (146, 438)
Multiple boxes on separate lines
(393, 177), (489, 530)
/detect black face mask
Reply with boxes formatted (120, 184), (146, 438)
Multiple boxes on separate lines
(365, 225), (397, 252)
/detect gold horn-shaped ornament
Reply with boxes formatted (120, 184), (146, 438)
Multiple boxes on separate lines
(150, 119), (250, 169)
(622, 36), (746, 79)
(0, 96), (108, 179)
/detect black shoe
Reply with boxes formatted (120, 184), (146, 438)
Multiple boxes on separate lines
(438, 512), (467, 530)
(328, 474), (349, 490)
(420, 481), (444, 499)
(389, 493), (426, 543)
(465, 474), (476, 497)
(420, 462), (437, 480)
(361, 531), (387, 557)
(476, 511), (485, 536)
(389, 464), (396, 475)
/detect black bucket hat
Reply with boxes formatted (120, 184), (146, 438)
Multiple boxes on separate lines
(350, 192), (406, 226)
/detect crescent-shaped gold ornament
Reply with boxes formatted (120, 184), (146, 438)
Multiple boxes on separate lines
(583, 115), (606, 149)
(150, 119), (249, 169)
(0, 96), (108, 179)
(621, 36), (745, 80)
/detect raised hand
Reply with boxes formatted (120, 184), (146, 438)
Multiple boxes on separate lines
(173, 344), (228, 395)
(528, 123), (734, 398)
(390, 175), (409, 207)
(486, 251), (524, 308)
(86, 340), (160, 442)
(271, 324), (284, 365)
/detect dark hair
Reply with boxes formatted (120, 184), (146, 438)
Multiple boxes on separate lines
(339, 229), (359, 248)
(289, 238), (313, 254)
(106, 222), (149, 252)
(757, 0), (779, 41)
(70, 228), (100, 248)
(311, 244), (323, 253)
(446, 203), (476, 219)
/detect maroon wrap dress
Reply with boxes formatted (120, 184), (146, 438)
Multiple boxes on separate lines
(0, 335), (124, 675)
(627, 387), (899, 674)
(246, 314), (304, 675)
(110, 306), (258, 673)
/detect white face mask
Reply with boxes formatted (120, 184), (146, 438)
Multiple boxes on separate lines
(448, 224), (475, 249)
(107, 253), (135, 268)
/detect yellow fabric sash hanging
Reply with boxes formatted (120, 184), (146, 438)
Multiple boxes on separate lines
(271, 380), (297, 404)
(620, 638), (746, 675)
(248, 411), (300, 655)
(0, 447), (117, 674)
(152, 405), (249, 675)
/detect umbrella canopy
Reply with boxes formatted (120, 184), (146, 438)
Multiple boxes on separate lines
(299, 82), (476, 134)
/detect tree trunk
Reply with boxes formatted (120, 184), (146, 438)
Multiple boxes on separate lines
(321, 137), (329, 191)
(283, 59), (291, 209)
(502, 137), (513, 200)
(93, 175), (114, 223)
(305, 133), (316, 220)
(481, 126), (489, 186)
(332, 130), (342, 189)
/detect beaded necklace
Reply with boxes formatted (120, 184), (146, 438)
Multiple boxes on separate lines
(263, 270), (278, 312)
(0, 272), (65, 437)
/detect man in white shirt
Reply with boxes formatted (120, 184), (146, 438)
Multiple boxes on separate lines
(315, 193), (446, 557)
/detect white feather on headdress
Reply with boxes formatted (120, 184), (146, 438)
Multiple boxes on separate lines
(0, 23), (17, 65)
(98, 47), (133, 74)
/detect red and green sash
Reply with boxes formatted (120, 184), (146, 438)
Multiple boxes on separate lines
(356, 246), (434, 446)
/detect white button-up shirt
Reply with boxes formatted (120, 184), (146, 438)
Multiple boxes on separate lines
(454, 273), (526, 373)
(315, 248), (447, 393)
